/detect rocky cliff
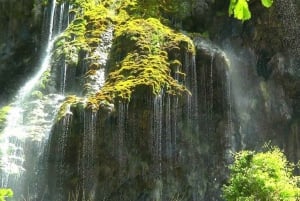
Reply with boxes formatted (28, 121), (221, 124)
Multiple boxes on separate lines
(0, 0), (299, 200)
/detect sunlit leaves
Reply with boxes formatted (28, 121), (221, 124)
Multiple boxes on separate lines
(222, 148), (300, 200)
(229, 0), (251, 21)
(0, 188), (13, 201)
(235, 0), (251, 20)
(229, 0), (273, 21)
(261, 0), (273, 8)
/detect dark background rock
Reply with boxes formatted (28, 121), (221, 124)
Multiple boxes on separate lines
(0, 0), (42, 104)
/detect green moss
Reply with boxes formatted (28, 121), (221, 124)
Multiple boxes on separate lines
(87, 18), (194, 110)
(53, 2), (111, 66)
(56, 95), (83, 121)
(54, 0), (195, 115)
(39, 69), (51, 90)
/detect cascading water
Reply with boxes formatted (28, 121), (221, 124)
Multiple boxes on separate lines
(222, 45), (255, 149)
(0, 0), (70, 199)
(222, 41), (293, 149)
(85, 26), (114, 95)
(184, 53), (198, 122)
(1, 0), (299, 200)
(152, 95), (162, 170)
(116, 103), (127, 178)
(41, 2), (117, 200)
(151, 94), (163, 200)
(81, 110), (97, 199)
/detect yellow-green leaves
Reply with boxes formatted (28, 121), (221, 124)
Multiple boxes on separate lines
(229, 0), (251, 21)
(0, 106), (11, 131)
(0, 188), (13, 201)
(222, 147), (300, 200)
(261, 0), (273, 8)
(229, 0), (274, 21)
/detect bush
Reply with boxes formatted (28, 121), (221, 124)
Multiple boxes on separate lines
(222, 147), (300, 200)
(0, 188), (13, 201)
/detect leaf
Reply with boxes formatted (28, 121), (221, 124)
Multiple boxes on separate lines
(234, 0), (251, 21)
(228, 0), (238, 16)
(261, 0), (273, 8)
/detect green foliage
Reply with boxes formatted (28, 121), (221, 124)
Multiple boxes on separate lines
(229, 0), (251, 21)
(53, 0), (195, 115)
(0, 188), (13, 201)
(222, 147), (300, 200)
(56, 95), (81, 121)
(39, 69), (51, 90)
(229, 0), (274, 21)
(53, 1), (111, 66)
(261, 0), (274, 8)
(87, 18), (194, 110)
(121, 0), (190, 21)
(0, 106), (11, 131)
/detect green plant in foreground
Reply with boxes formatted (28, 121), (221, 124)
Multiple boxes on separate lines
(0, 188), (13, 201)
(222, 147), (300, 200)
(229, 0), (274, 21)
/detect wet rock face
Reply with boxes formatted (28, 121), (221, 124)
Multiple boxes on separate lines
(1, 0), (300, 201)
(0, 0), (42, 103)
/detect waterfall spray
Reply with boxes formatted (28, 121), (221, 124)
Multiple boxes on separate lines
(0, 0), (68, 199)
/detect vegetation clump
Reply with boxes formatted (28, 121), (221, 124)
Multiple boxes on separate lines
(229, 0), (274, 21)
(87, 17), (194, 110)
(53, 0), (195, 113)
(53, 1), (111, 66)
(0, 106), (11, 131)
(56, 95), (83, 120)
(0, 188), (13, 201)
(222, 147), (300, 200)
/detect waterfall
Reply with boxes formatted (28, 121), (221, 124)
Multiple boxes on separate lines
(184, 53), (198, 122)
(61, 62), (68, 95)
(222, 39), (293, 150)
(150, 94), (163, 200)
(117, 103), (127, 175)
(58, 108), (72, 201)
(85, 26), (114, 95)
(165, 96), (172, 161)
(44, 104), (73, 201)
(81, 110), (97, 199)
(48, 0), (56, 42)
(152, 94), (163, 177)
(0, 0), (69, 199)
(225, 69), (235, 152)
(223, 46), (256, 149)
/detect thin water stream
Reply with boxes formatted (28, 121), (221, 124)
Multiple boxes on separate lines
(0, 0), (67, 199)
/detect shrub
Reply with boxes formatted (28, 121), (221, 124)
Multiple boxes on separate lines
(222, 147), (300, 200)
(0, 188), (13, 201)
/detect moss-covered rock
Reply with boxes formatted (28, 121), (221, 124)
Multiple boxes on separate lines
(54, 0), (195, 114)
(87, 18), (194, 110)
(53, 2), (111, 65)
